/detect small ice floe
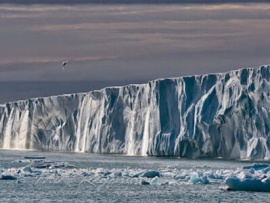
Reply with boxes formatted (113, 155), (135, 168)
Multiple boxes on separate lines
(12, 160), (31, 163)
(23, 166), (33, 173)
(131, 171), (144, 178)
(205, 171), (225, 182)
(225, 164), (270, 192)
(0, 173), (17, 180)
(22, 166), (42, 176)
(188, 172), (209, 184)
(109, 171), (122, 178)
(24, 156), (46, 160)
(29, 160), (52, 168)
(141, 179), (150, 185)
(50, 162), (76, 169)
(29, 160), (76, 169)
(242, 163), (269, 170)
(150, 176), (159, 185)
(174, 170), (190, 180)
(97, 170), (111, 177)
(141, 170), (160, 178)
(81, 171), (94, 177)
(174, 174), (189, 180)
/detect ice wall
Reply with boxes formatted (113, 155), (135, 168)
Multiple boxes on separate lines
(1, 66), (270, 160)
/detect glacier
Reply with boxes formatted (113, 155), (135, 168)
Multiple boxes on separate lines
(1, 65), (270, 160)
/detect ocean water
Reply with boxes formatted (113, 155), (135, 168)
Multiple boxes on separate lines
(1, 150), (270, 202)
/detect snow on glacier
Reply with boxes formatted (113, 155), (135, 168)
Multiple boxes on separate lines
(1, 65), (270, 159)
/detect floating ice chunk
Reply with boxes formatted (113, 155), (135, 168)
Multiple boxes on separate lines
(141, 179), (150, 185)
(132, 171), (144, 178)
(189, 172), (209, 184)
(23, 173), (34, 177)
(109, 171), (122, 178)
(206, 172), (225, 180)
(29, 160), (76, 169)
(225, 175), (270, 192)
(150, 176), (159, 185)
(23, 166), (33, 173)
(225, 164), (270, 192)
(141, 170), (160, 178)
(174, 174), (188, 180)
(53, 169), (59, 176)
(32, 170), (42, 176)
(122, 170), (130, 177)
(174, 170), (191, 180)
(0, 173), (17, 180)
(242, 164), (269, 171)
(24, 156), (46, 160)
(12, 160), (31, 163)
(81, 171), (94, 177)
(30, 160), (52, 168)
(189, 172), (200, 184)
(262, 167), (270, 174)
(262, 176), (270, 184)
(51, 162), (76, 169)
(200, 175), (210, 184)
(98, 171), (111, 177)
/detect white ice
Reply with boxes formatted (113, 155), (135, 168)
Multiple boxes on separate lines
(1, 66), (270, 160)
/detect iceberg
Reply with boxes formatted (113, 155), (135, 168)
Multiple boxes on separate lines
(141, 170), (160, 178)
(189, 172), (209, 184)
(140, 179), (150, 185)
(1, 65), (270, 159)
(0, 173), (17, 180)
(225, 164), (270, 192)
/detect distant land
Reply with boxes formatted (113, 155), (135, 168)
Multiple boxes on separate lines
(2, 0), (270, 4)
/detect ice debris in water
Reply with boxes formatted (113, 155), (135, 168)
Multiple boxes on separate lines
(9, 160), (270, 190)
(225, 164), (270, 192)
(141, 179), (150, 185)
(150, 176), (159, 185)
(23, 166), (32, 173)
(189, 172), (209, 184)
(0, 172), (17, 180)
(29, 160), (76, 169)
(12, 160), (31, 163)
(141, 170), (160, 178)
(24, 156), (46, 160)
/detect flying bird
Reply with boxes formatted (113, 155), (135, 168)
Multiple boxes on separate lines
(62, 61), (68, 69)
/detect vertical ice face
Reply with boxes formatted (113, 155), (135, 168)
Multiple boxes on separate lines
(1, 66), (270, 160)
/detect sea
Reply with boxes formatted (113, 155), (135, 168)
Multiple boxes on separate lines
(1, 150), (270, 202)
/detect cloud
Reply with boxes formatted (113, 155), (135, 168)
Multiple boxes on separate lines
(1, 3), (270, 83)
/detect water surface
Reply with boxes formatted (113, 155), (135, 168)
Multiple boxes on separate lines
(1, 150), (270, 202)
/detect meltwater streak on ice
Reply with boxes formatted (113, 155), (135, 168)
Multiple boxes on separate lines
(1, 66), (270, 159)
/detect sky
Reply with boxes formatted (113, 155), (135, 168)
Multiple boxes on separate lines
(1, 2), (270, 102)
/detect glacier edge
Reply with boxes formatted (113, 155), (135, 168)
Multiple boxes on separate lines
(1, 66), (270, 160)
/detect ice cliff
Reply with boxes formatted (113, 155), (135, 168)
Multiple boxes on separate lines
(1, 65), (270, 160)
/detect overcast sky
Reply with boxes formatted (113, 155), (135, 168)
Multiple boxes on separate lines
(1, 2), (270, 102)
